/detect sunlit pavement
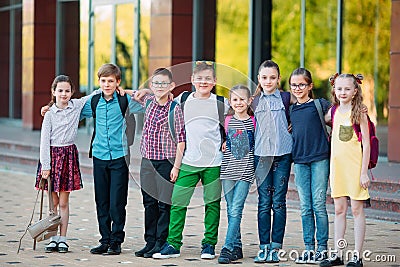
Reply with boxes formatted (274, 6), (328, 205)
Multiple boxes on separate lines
(0, 169), (399, 267)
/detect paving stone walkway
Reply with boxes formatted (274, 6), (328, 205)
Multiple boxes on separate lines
(0, 169), (399, 267)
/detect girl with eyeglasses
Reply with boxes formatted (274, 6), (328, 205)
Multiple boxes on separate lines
(289, 68), (331, 264)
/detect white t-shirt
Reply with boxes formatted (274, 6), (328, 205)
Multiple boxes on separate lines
(175, 92), (229, 167)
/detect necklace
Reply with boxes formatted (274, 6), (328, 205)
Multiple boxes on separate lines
(297, 98), (312, 105)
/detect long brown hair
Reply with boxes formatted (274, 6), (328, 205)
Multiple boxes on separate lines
(330, 73), (364, 124)
(253, 60), (280, 96)
(48, 75), (75, 106)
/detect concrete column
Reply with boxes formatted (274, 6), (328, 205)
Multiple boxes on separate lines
(22, 0), (79, 129)
(388, 0), (400, 162)
(149, 0), (216, 95)
(0, 11), (11, 117)
(22, 0), (57, 129)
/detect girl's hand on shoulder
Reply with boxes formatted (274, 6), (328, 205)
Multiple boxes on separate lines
(41, 170), (50, 179)
(221, 141), (227, 152)
(360, 173), (370, 189)
(170, 167), (179, 182)
(287, 123), (292, 133)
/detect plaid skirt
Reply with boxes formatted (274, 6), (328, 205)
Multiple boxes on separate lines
(35, 144), (83, 192)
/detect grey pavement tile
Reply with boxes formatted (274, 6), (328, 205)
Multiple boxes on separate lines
(1, 170), (399, 266)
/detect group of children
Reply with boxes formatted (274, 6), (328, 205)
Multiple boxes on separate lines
(36, 60), (371, 267)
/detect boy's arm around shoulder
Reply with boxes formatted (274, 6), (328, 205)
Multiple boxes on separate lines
(80, 94), (95, 119)
(134, 88), (152, 102)
(127, 91), (146, 114)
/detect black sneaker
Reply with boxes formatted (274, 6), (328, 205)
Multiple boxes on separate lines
(346, 256), (363, 267)
(218, 247), (233, 264)
(90, 243), (109, 254)
(320, 255), (344, 267)
(232, 246), (243, 261)
(143, 242), (164, 258)
(135, 243), (154, 257)
(106, 242), (121, 255)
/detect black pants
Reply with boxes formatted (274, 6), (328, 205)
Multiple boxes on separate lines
(140, 158), (174, 246)
(93, 156), (129, 245)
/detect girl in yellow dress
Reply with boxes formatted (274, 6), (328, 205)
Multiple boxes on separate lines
(320, 74), (370, 267)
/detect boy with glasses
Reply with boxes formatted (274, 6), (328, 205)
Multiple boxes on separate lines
(128, 68), (186, 258)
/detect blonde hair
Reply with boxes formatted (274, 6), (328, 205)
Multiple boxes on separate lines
(330, 73), (364, 124)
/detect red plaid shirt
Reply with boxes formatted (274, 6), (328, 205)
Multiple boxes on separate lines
(140, 95), (185, 160)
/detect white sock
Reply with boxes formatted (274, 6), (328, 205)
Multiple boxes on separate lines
(47, 236), (59, 247)
(58, 236), (67, 248)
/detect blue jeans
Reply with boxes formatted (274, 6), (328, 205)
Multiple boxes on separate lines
(256, 154), (292, 249)
(294, 159), (329, 252)
(221, 179), (251, 251)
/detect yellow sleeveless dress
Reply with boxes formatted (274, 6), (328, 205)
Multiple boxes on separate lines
(330, 109), (370, 200)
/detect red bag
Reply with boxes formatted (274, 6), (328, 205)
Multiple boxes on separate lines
(331, 105), (379, 169)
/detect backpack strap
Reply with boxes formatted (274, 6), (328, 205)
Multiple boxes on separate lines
(251, 94), (260, 113)
(251, 115), (256, 130)
(224, 115), (233, 134)
(145, 98), (152, 110)
(280, 91), (291, 124)
(331, 104), (338, 127)
(116, 93), (128, 115)
(89, 94), (101, 158)
(168, 101), (178, 143)
(216, 95), (227, 144)
(179, 91), (191, 112)
(314, 99), (329, 141)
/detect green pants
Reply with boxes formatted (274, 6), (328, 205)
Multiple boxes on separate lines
(167, 164), (222, 250)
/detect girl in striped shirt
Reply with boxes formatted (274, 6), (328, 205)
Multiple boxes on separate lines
(218, 85), (256, 264)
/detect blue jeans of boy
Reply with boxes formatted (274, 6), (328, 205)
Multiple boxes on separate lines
(256, 154), (291, 249)
(294, 159), (329, 252)
(221, 179), (251, 252)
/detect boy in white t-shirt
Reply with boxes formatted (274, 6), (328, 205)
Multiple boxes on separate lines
(141, 61), (229, 260)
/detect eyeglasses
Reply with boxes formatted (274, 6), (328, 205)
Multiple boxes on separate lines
(290, 83), (309, 90)
(151, 81), (171, 88)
